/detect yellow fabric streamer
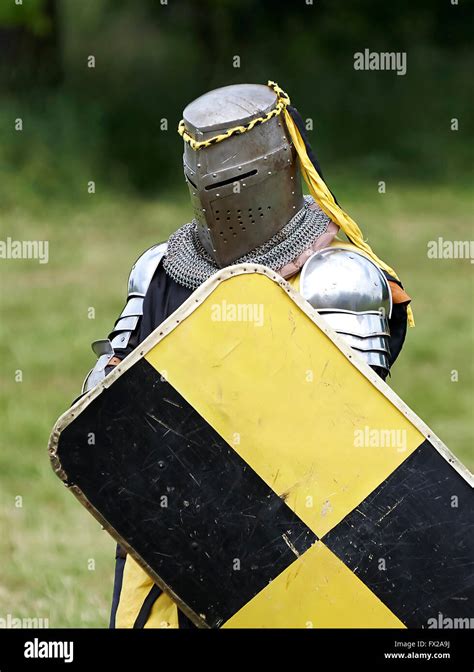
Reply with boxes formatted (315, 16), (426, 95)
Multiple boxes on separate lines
(265, 82), (414, 327)
(282, 108), (414, 326)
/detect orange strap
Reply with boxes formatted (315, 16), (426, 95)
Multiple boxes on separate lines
(388, 281), (411, 305)
(107, 356), (123, 367)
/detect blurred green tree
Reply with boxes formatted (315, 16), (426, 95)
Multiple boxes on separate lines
(0, 0), (61, 88)
(0, 0), (472, 194)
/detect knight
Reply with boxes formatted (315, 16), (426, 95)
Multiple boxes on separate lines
(81, 81), (412, 628)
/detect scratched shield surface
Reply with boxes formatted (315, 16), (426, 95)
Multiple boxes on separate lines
(49, 264), (474, 628)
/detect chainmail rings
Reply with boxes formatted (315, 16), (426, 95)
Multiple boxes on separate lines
(163, 196), (330, 289)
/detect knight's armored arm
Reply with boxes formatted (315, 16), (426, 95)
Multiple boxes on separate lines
(299, 247), (407, 379)
(81, 243), (167, 393)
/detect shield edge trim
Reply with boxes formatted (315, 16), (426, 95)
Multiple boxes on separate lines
(47, 263), (473, 627)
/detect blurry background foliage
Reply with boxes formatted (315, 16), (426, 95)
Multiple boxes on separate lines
(0, 0), (473, 199)
(0, 0), (472, 627)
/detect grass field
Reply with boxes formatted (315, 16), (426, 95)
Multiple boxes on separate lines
(1, 180), (472, 627)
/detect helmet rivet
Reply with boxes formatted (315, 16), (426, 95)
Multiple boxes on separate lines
(292, 191), (295, 195)
(216, 193), (220, 197)
(197, 163), (201, 168)
(290, 176), (294, 180)
(202, 208), (206, 212)
(268, 171), (272, 175)
(212, 173), (217, 177)
(238, 166), (242, 170)
(263, 156), (267, 160)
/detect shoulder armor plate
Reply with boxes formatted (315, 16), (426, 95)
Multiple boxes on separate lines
(300, 247), (392, 373)
(82, 243), (167, 393)
(300, 247), (392, 317)
(108, 242), (168, 350)
(128, 242), (168, 298)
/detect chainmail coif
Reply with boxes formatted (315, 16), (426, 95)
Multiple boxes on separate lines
(163, 196), (330, 289)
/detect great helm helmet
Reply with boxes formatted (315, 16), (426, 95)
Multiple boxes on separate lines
(181, 83), (304, 268)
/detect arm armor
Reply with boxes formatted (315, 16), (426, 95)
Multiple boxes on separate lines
(299, 247), (393, 375)
(81, 242), (167, 393)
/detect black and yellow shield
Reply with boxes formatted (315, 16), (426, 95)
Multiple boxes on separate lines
(49, 264), (473, 628)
